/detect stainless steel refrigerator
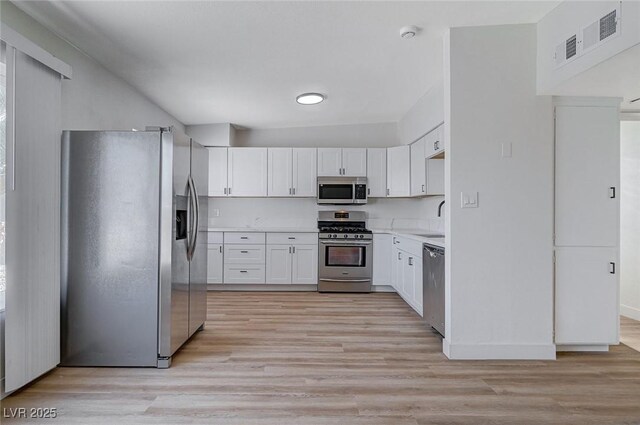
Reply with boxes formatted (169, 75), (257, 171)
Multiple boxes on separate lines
(60, 127), (208, 368)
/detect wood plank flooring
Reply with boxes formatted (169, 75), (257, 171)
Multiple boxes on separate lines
(3, 292), (640, 424)
(621, 316), (640, 353)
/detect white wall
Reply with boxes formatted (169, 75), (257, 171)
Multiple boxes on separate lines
(397, 78), (444, 145)
(233, 122), (398, 148)
(621, 121), (640, 321)
(186, 123), (235, 147)
(537, 1), (640, 94)
(444, 24), (555, 359)
(0, 1), (184, 132)
(208, 197), (444, 233)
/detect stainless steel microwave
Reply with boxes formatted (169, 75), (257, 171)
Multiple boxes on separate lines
(317, 177), (367, 205)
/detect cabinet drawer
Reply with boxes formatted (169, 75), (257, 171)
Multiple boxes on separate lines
(224, 245), (265, 264)
(224, 232), (266, 244)
(392, 236), (423, 258)
(224, 265), (266, 284)
(208, 231), (223, 244)
(267, 233), (317, 245)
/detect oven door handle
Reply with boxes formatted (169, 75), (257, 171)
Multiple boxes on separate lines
(319, 240), (372, 246)
(319, 278), (372, 283)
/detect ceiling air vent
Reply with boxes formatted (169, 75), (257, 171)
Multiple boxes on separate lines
(566, 35), (577, 60)
(600, 10), (617, 41)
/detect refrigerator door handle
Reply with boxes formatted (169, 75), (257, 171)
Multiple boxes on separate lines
(192, 175), (200, 259)
(187, 175), (198, 260)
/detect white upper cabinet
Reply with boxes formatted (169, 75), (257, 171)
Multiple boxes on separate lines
(366, 148), (387, 198)
(425, 124), (444, 158)
(268, 148), (293, 197)
(317, 148), (366, 177)
(387, 145), (410, 197)
(208, 147), (228, 197)
(292, 148), (317, 197)
(317, 148), (343, 176)
(268, 148), (316, 197)
(410, 137), (426, 196)
(555, 105), (619, 247)
(342, 148), (367, 177)
(425, 159), (445, 196)
(228, 148), (268, 197)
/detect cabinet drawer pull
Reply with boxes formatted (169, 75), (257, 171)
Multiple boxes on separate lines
(408, 257), (414, 266)
(240, 236), (249, 240)
(240, 270), (248, 273)
(609, 262), (616, 274)
(288, 237), (296, 240)
(609, 187), (616, 199)
(240, 250), (249, 254)
(219, 246), (222, 253)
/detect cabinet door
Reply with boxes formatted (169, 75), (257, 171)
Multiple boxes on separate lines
(268, 148), (293, 197)
(387, 146), (410, 197)
(411, 255), (423, 316)
(292, 148), (317, 197)
(426, 125), (444, 158)
(555, 106), (619, 247)
(292, 244), (318, 285)
(266, 245), (292, 284)
(372, 234), (392, 285)
(392, 248), (403, 292)
(342, 148), (367, 177)
(208, 147), (228, 196)
(367, 148), (387, 198)
(317, 148), (342, 176)
(410, 138), (426, 196)
(402, 252), (414, 301)
(426, 158), (444, 195)
(555, 247), (618, 345)
(228, 148), (268, 197)
(207, 244), (223, 283)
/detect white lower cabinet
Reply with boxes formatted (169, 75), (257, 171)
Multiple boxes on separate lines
(224, 265), (266, 284)
(391, 236), (423, 317)
(266, 245), (293, 284)
(222, 232), (266, 284)
(207, 244), (223, 284)
(555, 246), (618, 345)
(266, 242), (317, 285)
(372, 234), (392, 286)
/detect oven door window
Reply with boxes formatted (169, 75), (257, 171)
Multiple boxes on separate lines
(319, 184), (353, 200)
(325, 246), (366, 267)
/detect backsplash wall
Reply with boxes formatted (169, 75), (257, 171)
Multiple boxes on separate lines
(207, 196), (445, 231)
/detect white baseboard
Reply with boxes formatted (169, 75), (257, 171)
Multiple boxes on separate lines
(556, 344), (610, 352)
(621, 304), (640, 321)
(442, 341), (556, 360)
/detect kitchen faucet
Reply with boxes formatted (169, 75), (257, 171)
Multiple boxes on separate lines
(438, 200), (445, 217)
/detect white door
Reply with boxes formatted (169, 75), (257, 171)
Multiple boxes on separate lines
(208, 147), (228, 197)
(268, 148), (293, 197)
(342, 148), (367, 177)
(426, 159), (445, 195)
(555, 106), (619, 247)
(372, 234), (392, 285)
(207, 244), (223, 283)
(292, 244), (318, 284)
(228, 148), (268, 197)
(317, 148), (342, 176)
(555, 247), (618, 345)
(292, 148), (317, 197)
(387, 146), (410, 197)
(410, 138), (426, 196)
(367, 148), (387, 198)
(266, 245), (292, 284)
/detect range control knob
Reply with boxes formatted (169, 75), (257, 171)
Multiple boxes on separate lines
(332, 234), (337, 238)
(343, 234), (348, 239)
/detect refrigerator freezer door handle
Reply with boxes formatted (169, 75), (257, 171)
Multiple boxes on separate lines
(192, 175), (200, 258)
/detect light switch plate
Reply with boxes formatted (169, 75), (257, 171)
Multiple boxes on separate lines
(461, 192), (479, 208)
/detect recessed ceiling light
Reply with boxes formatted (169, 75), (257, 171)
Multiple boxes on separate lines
(400, 25), (419, 39)
(296, 93), (325, 105)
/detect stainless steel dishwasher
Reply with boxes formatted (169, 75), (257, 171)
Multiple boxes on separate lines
(423, 243), (445, 336)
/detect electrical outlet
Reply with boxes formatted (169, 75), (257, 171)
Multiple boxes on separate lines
(501, 142), (512, 158)
(461, 192), (479, 208)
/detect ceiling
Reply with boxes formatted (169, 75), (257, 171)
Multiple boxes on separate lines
(15, 1), (559, 128)
(551, 44), (640, 112)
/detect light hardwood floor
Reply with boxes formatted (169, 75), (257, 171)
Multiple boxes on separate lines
(621, 316), (640, 353)
(3, 292), (640, 424)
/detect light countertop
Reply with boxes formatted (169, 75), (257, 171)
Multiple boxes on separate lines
(208, 227), (318, 233)
(371, 228), (445, 247)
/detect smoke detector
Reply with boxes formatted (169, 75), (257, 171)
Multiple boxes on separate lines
(400, 26), (419, 39)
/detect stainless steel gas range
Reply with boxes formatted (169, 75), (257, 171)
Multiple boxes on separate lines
(317, 211), (373, 293)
